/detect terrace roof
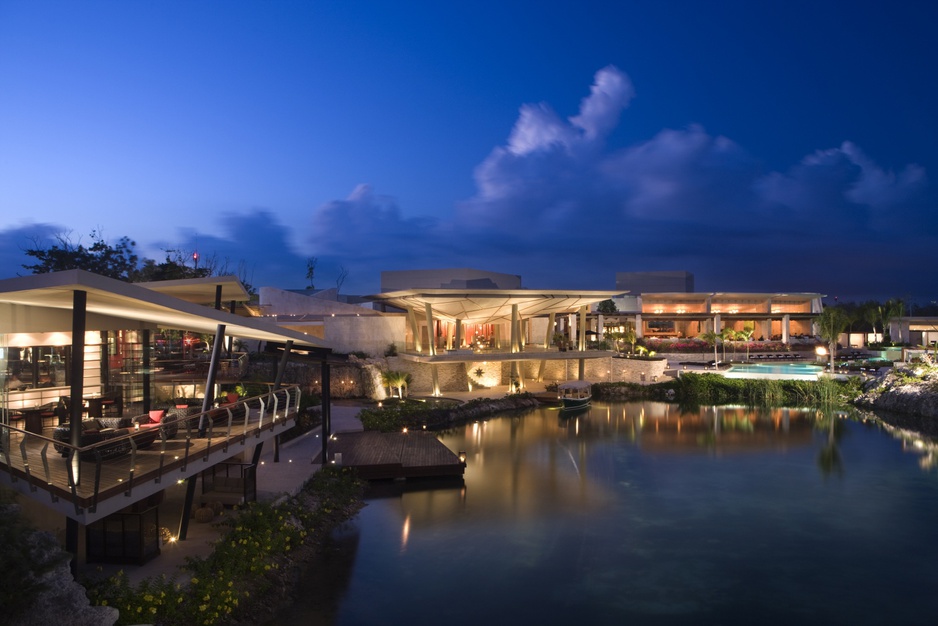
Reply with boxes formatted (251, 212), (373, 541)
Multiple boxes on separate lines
(365, 289), (625, 324)
(135, 275), (251, 304)
(0, 270), (330, 350)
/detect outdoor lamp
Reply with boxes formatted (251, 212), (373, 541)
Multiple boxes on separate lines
(458, 450), (467, 464)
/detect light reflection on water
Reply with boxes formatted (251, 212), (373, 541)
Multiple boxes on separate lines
(276, 402), (938, 626)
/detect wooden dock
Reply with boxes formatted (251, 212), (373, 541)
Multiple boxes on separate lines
(329, 431), (465, 480)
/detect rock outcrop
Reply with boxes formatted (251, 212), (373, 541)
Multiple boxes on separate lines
(854, 363), (938, 421)
(4, 504), (118, 626)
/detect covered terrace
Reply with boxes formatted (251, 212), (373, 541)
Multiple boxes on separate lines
(0, 270), (334, 572)
(366, 288), (623, 391)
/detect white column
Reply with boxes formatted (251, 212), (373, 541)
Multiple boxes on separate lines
(545, 312), (556, 348)
(424, 302), (437, 356)
(579, 305), (587, 351)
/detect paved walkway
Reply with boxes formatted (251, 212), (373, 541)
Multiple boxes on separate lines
(97, 403), (365, 584)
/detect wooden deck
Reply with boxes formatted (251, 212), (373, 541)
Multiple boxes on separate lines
(330, 431), (465, 480)
(0, 389), (300, 524)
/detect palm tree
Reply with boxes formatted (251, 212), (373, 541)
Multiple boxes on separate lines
(720, 327), (736, 362)
(381, 370), (412, 399)
(861, 301), (880, 344)
(816, 307), (850, 372)
(700, 330), (720, 366)
(622, 326), (636, 355)
(736, 328), (754, 361)
(880, 298), (906, 344)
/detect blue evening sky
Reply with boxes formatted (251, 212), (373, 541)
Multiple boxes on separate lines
(1, 0), (936, 301)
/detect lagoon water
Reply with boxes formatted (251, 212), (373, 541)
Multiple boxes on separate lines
(276, 402), (938, 625)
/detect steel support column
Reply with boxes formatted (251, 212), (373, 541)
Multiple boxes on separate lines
(273, 340), (293, 463)
(321, 357), (331, 464)
(177, 475), (198, 541)
(197, 324), (226, 437)
(68, 290), (87, 485)
(142, 328), (151, 412)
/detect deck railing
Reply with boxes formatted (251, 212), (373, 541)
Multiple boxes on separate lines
(0, 385), (301, 520)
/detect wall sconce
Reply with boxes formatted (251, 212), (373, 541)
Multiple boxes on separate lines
(458, 450), (467, 464)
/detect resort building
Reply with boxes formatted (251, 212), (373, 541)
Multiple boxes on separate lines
(610, 292), (824, 343)
(256, 269), (824, 395)
(616, 270), (694, 294)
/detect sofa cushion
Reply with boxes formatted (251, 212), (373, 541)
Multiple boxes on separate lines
(148, 410), (164, 423)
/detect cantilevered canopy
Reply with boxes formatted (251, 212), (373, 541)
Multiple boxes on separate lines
(135, 275), (251, 305)
(366, 289), (625, 324)
(0, 270), (330, 349)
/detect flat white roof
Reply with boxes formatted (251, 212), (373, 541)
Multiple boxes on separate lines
(0, 270), (330, 349)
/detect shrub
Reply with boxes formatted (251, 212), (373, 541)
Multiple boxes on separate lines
(84, 467), (363, 626)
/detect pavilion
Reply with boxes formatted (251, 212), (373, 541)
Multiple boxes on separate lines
(0, 270), (334, 571)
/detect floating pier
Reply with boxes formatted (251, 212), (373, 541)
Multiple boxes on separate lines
(330, 431), (466, 480)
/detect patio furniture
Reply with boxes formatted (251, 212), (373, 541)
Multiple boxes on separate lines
(16, 403), (56, 434)
(132, 408), (180, 439)
(52, 417), (136, 460)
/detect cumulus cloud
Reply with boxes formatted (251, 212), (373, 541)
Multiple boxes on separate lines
(2, 66), (931, 301)
(289, 65), (932, 298)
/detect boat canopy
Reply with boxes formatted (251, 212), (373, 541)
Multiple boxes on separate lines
(558, 380), (592, 390)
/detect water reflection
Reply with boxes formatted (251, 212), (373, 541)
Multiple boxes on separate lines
(280, 402), (938, 626)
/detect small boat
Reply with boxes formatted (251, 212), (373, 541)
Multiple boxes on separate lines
(558, 380), (592, 410)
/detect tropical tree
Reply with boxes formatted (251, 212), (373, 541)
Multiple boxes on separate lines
(23, 230), (139, 280)
(134, 249), (212, 281)
(816, 307), (851, 372)
(880, 298), (906, 344)
(381, 370), (412, 399)
(735, 328), (754, 361)
(861, 301), (881, 343)
(720, 327), (736, 362)
(622, 325), (637, 355)
(700, 330), (720, 365)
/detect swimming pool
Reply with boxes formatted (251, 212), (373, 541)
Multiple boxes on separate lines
(723, 362), (824, 380)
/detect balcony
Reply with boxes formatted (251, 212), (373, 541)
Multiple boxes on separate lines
(0, 387), (300, 525)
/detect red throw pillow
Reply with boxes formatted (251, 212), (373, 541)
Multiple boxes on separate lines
(176, 404), (188, 409)
(149, 410), (165, 423)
